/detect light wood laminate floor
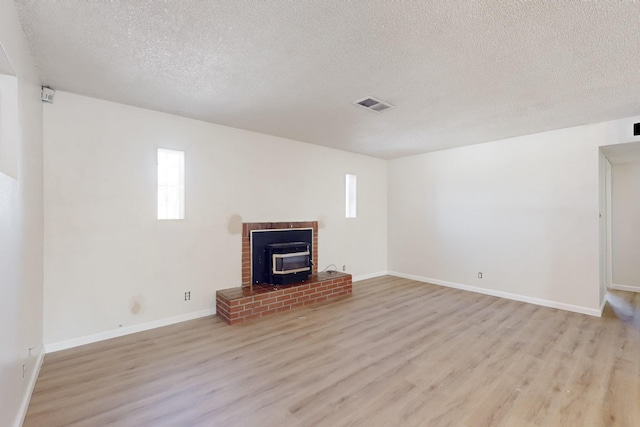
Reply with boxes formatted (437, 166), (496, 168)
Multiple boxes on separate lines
(25, 276), (640, 426)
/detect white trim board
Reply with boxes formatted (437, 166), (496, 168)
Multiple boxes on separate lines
(352, 271), (388, 282)
(14, 348), (45, 427)
(609, 283), (640, 293)
(45, 308), (215, 353)
(388, 271), (604, 317)
(599, 293), (608, 316)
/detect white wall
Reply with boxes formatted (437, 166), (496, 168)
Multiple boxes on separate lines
(388, 117), (640, 315)
(43, 92), (387, 345)
(611, 161), (640, 291)
(0, 74), (19, 179)
(0, 1), (44, 426)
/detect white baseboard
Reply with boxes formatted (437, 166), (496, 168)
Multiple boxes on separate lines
(45, 308), (216, 354)
(599, 294), (608, 317)
(14, 348), (45, 427)
(352, 271), (388, 282)
(388, 271), (603, 317)
(609, 283), (640, 293)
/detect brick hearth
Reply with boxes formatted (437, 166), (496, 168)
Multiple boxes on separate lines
(216, 272), (352, 325)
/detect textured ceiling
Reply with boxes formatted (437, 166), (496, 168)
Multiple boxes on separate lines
(15, 1), (640, 159)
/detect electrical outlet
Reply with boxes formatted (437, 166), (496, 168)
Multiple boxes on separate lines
(478, 272), (483, 279)
(185, 291), (191, 301)
(22, 364), (26, 379)
(342, 265), (346, 272)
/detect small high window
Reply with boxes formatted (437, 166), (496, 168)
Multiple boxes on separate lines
(345, 173), (357, 218)
(157, 148), (185, 220)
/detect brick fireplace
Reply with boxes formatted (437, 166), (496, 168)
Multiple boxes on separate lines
(216, 220), (352, 325)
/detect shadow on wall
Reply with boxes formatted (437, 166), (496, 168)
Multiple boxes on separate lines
(227, 214), (243, 234)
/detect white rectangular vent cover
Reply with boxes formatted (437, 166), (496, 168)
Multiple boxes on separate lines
(353, 97), (394, 112)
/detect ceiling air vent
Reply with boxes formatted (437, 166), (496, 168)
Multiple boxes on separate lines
(353, 97), (394, 113)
